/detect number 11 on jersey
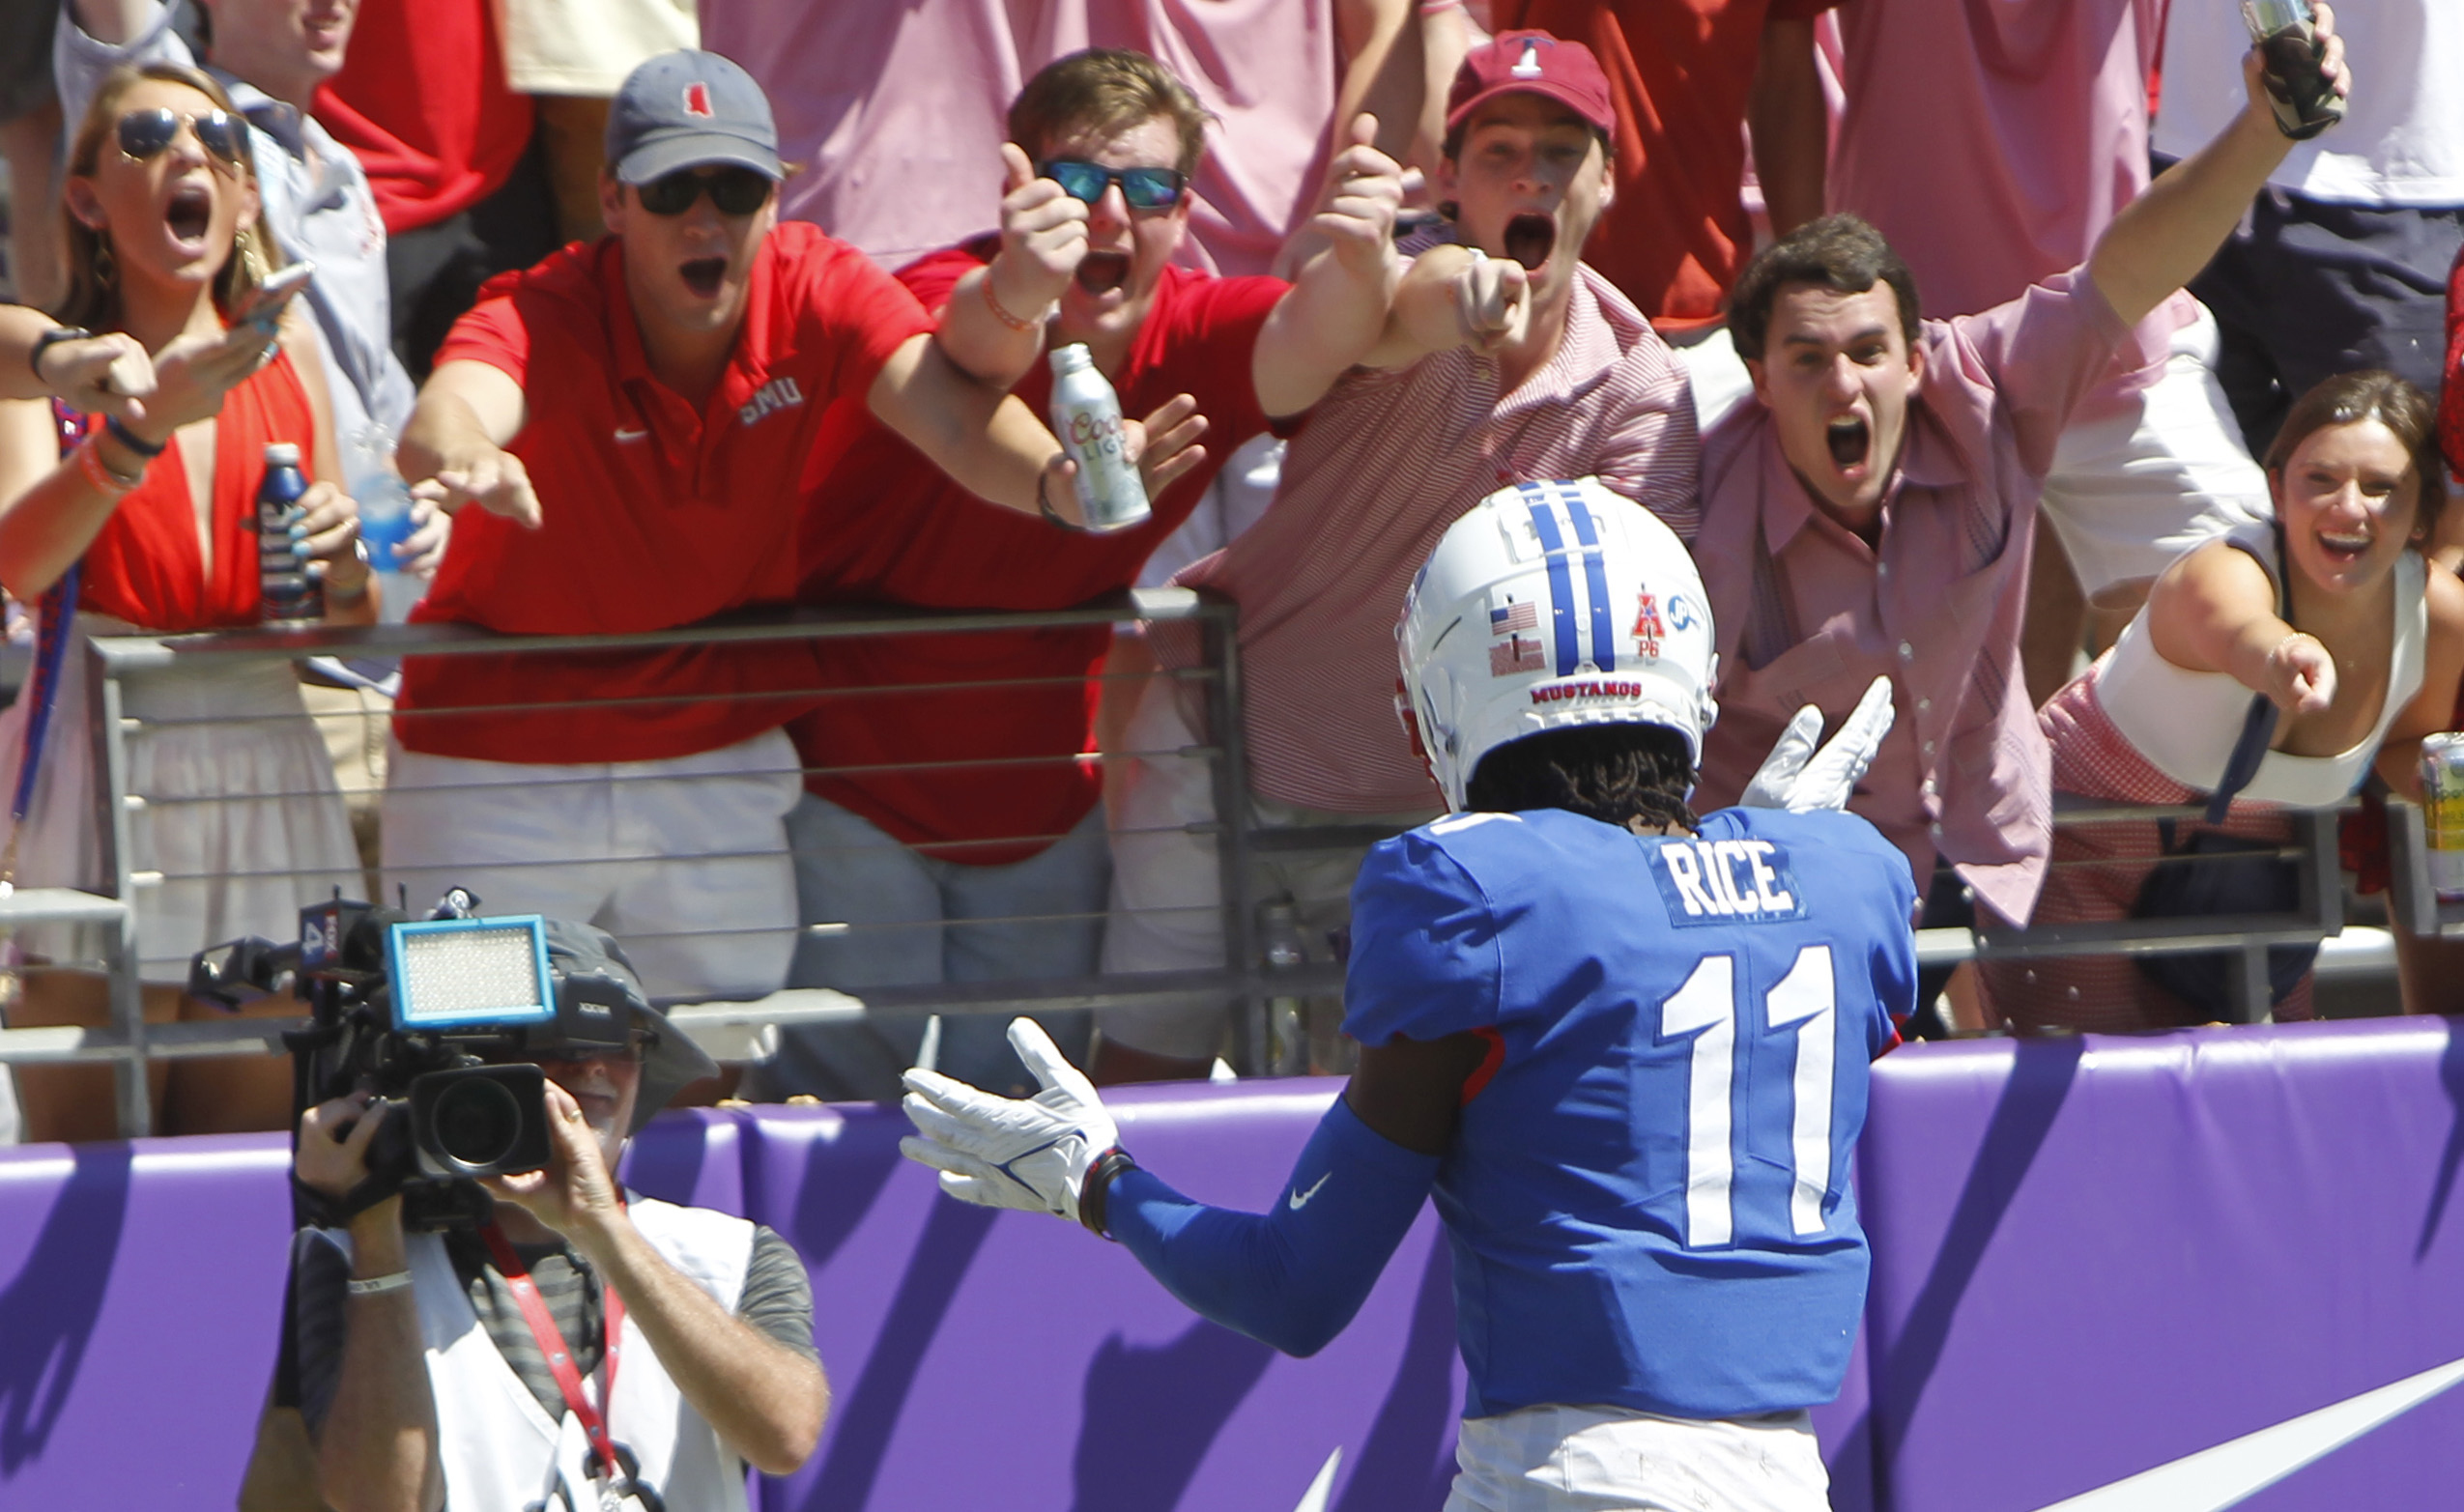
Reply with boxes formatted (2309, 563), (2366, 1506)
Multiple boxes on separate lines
(1659, 946), (1838, 1248)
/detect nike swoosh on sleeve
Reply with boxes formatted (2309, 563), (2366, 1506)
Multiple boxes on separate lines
(2031, 1354), (2464, 1512)
(1288, 1171), (1332, 1210)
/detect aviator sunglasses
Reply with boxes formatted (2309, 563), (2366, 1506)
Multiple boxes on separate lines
(117, 106), (245, 168)
(635, 166), (775, 216)
(1038, 159), (1188, 214)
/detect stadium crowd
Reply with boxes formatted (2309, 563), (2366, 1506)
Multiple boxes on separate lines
(0, 0), (2459, 1146)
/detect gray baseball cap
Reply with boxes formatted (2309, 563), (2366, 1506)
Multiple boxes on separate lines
(540, 919), (718, 1134)
(606, 49), (784, 185)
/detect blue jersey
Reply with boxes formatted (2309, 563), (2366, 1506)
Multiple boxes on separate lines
(1343, 805), (1917, 1419)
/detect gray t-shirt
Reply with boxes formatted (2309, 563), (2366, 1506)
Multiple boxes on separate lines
(293, 1206), (817, 1435)
(53, 2), (416, 468)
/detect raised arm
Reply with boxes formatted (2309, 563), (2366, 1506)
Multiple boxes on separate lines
(1358, 242), (1528, 372)
(867, 330), (1210, 526)
(488, 1083), (827, 1475)
(0, 319), (280, 597)
(398, 359), (540, 528)
(1749, 15), (1827, 239)
(1333, 0), (1423, 174)
(2087, 3), (2349, 329)
(936, 146), (1088, 392)
(0, 306), (153, 418)
(2145, 541), (2337, 718)
(297, 1098), (445, 1512)
(1251, 116), (1406, 417)
(902, 1017), (1472, 1357)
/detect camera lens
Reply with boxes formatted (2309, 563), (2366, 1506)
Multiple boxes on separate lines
(429, 1075), (524, 1169)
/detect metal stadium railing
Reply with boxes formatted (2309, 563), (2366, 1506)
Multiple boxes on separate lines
(0, 593), (2424, 1136)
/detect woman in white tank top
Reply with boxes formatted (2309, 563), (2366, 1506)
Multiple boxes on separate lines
(1984, 371), (2464, 1032)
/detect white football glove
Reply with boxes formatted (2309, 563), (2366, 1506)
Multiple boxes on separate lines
(899, 1017), (1119, 1221)
(1739, 675), (1896, 813)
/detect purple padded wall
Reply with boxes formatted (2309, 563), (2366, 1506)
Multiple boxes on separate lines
(623, 1105), (750, 1215)
(0, 1133), (293, 1507)
(1857, 1018), (2464, 1512)
(742, 1080), (1468, 1512)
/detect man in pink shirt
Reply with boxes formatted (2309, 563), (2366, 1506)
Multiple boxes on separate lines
(1826, 0), (2272, 701)
(1097, 31), (1698, 1081)
(1687, 14), (2353, 963)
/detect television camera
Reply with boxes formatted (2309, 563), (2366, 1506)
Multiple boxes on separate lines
(190, 890), (640, 1228)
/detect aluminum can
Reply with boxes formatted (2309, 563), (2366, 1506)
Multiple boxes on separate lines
(255, 442), (321, 624)
(2240, 0), (2344, 140)
(1047, 343), (1152, 532)
(2421, 731), (2464, 901)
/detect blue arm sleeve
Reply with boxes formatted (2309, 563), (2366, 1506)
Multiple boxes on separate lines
(1107, 1095), (1441, 1357)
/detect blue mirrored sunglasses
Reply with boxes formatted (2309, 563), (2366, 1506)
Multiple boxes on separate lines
(1038, 158), (1188, 213)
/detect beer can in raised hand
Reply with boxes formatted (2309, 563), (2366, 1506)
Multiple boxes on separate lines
(2241, 0), (2345, 141)
(2421, 732), (2464, 901)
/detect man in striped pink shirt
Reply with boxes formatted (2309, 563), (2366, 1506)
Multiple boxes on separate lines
(1686, 14), (2353, 1025)
(1098, 31), (1699, 1082)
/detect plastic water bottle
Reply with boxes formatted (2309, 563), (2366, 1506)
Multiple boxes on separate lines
(255, 442), (321, 624)
(1047, 343), (1152, 532)
(346, 424), (421, 624)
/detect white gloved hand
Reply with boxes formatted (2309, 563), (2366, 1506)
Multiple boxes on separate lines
(1739, 675), (1896, 813)
(899, 1017), (1119, 1220)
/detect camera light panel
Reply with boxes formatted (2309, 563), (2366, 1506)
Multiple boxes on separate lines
(387, 916), (557, 1029)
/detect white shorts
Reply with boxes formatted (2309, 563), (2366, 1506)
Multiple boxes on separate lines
(1447, 1405), (1828, 1512)
(0, 616), (361, 981)
(2040, 301), (2271, 599)
(381, 728), (801, 1002)
(1099, 676), (1436, 1060)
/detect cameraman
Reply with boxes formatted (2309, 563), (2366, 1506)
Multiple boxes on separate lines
(288, 924), (824, 1512)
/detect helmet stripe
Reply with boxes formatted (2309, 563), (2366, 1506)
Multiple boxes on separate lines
(1557, 480), (1618, 673)
(1518, 489), (1583, 677)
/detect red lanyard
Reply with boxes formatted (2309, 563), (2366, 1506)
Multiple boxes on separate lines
(481, 1222), (627, 1478)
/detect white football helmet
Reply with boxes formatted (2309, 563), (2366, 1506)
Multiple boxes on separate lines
(1397, 478), (1718, 813)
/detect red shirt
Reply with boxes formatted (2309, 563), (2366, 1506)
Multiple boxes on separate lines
(81, 350), (317, 632)
(1495, 0), (1840, 329)
(791, 245), (1285, 863)
(314, 0), (533, 235)
(396, 222), (934, 763)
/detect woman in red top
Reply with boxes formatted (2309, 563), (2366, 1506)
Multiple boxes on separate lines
(0, 64), (372, 1141)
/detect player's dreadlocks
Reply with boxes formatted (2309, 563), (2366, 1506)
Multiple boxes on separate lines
(1465, 724), (1701, 835)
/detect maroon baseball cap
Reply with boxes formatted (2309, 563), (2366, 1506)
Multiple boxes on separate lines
(1446, 30), (1616, 137)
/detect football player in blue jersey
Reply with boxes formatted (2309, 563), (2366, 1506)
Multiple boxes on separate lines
(901, 478), (1913, 1511)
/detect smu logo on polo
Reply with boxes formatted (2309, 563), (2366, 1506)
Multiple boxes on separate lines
(739, 376), (806, 429)
(1652, 838), (1808, 927)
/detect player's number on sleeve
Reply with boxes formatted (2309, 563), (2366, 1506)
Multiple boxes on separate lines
(1659, 946), (1837, 1248)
